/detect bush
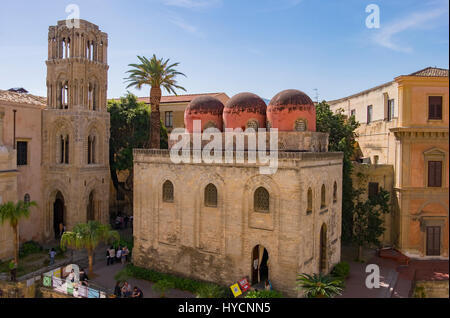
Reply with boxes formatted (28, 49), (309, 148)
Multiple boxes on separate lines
(331, 262), (350, 279)
(19, 241), (43, 258)
(119, 265), (230, 298)
(196, 284), (228, 298)
(153, 279), (175, 298)
(245, 290), (284, 298)
(414, 286), (426, 298)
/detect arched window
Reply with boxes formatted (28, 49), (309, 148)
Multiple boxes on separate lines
(333, 182), (338, 203)
(163, 181), (174, 203)
(254, 187), (270, 213)
(204, 184), (218, 207)
(307, 188), (313, 214)
(321, 184), (326, 209)
(295, 119), (307, 132)
(24, 194), (30, 204)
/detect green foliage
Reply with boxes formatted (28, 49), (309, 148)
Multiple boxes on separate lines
(19, 241), (43, 258)
(316, 101), (359, 243)
(352, 187), (390, 251)
(117, 264), (230, 298)
(0, 200), (37, 228)
(60, 221), (120, 252)
(331, 262), (350, 279)
(108, 93), (152, 173)
(296, 273), (343, 298)
(244, 290), (284, 298)
(414, 286), (426, 298)
(124, 55), (186, 95)
(196, 284), (228, 298)
(153, 279), (175, 298)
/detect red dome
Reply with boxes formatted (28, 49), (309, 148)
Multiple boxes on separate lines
(223, 92), (267, 130)
(267, 89), (316, 132)
(184, 96), (224, 132)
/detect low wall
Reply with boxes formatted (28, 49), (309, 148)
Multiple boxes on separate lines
(0, 280), (35, 298)
(415, 280), (449, 298)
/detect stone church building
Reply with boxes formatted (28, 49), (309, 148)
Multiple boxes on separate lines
(133, 90), (343, 297)
(0, 19), (110, 259)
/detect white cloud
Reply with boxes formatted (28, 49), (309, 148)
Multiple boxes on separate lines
(161, 0), (222, 9)
(373, 6), (447, 53)
(168, 15), (205, 37)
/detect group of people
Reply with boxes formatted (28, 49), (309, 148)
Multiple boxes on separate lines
(106, 245), (130, 266)
(114, 281), (143, 298)
(114, 214), (133, 230)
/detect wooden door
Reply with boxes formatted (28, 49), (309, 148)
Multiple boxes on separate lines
(426, 226), (441, 256)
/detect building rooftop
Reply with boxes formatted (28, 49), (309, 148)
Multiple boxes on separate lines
(0, 89), (46, 106)
(136, 93), (228, 105)
(408, 67), (449, 77)
(328, 67), (449, 104)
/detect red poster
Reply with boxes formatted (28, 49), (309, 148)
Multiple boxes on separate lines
(238, 277), (250, 292)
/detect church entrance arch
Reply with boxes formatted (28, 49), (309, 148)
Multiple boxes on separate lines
(251, 245), (269, 285)
(53, 191), (65, 239)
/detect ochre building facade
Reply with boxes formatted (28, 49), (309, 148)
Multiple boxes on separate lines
(329, 67), (449, 258)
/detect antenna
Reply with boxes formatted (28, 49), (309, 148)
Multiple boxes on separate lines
(313, 88), (319, 103)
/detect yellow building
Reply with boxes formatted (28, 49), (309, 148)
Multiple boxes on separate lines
(329, 67), (449, 258)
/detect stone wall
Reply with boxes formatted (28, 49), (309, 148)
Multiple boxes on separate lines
(415, 280), (449, 298)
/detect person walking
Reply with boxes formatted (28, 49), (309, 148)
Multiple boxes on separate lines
(106, 246), (111, 266)
(9, 260), (17, 282)
(108, 246), (116, 265)
(49, 248), (57, 265)
(121, 247), (127, 265)
(116, 247), (122, 264)
(114, 281), (122, 298)
(123, 246), (130, 263)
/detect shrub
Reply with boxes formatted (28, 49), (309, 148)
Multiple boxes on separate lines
(19, 241), (43, 258)
(331, 262), (350, 279)
(245, 290), (284, 298)
(414, 286), (426, 298)
(153, 279), (175, 298)
(196, 284), (228, 298)
(119, 265), (230, 298)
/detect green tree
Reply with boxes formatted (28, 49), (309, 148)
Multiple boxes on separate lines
(296, 273), (343, 298)
(0, 200), (37, 265)
(108, 93), (168, 206)
(352, 185), (390, 261)
(316, 101), (360, 242)
(60, 221), (119, 275)
(125, 55), (186, 149)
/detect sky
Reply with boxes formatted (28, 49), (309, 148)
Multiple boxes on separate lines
(0, 0), (448, 101)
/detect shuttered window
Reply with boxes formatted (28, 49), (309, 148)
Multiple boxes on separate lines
(367, 105), (373, 124)
(368, 182), (379, 199)
(17, 141), (28, 166)
(429, 96), (443, 120)
(428, 161), (442, 187)
(426, 226), (441, 256)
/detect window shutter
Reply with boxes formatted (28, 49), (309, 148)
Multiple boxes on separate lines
(435, 161), (442, 187)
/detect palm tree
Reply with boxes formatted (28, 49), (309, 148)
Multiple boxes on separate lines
(0, 200), (37, 265)
(296, 273), (343, 298)
(60, 221), (119, 275)
(125, 55), (186, 149)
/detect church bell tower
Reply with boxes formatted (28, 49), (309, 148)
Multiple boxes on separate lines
(42, 19), (110, 240)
